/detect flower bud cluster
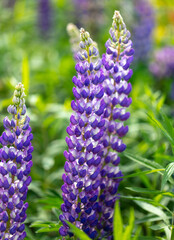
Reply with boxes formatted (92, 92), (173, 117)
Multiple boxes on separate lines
(67, 24), (99, 63)
(0, 83), (33, 240)
(60, 11), (134, 239)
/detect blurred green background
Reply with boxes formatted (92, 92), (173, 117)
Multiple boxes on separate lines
(0, 0), (174, 239)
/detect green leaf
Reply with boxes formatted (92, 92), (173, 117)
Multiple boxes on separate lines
(126, 187), (174, 198)
(161, 112), (174, 142)
(25, 225), (36, 240)
(37, 197), (63, 209)
(30, 221), (61, 234)
(135, 214), (171, 224)
(119, 169), (164, 179)
(134, 201), (170, 224)
(124, 152), (164, 172)
(36, 226), (60, 233)
(66, 222), (91, 240)
(147, 113), (174, 146)
(123, 208), (134, 240)
(137, 237), (165, 240)
(150, 223), (167, 231)
(132, 226), (141, 240)
(22, 55), (29, 95)
(161, 162), (174, 190)
(114, 201), (123, 240)
(120, 196), (172, 215)
(171, 226), (174, 240)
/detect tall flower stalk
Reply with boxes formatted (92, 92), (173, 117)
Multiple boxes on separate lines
(60, 11), (134, 239)
(0, 83), (33, 240)
(98, 11), (134, 238)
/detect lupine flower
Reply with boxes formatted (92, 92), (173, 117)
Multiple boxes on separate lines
(59, 27), (106, 239)
(132, 0), (154, 62)
(38, 0), (52, 38)
(72, 0), (105, 35)
(60, 11), (134, 239)
(0, 83), (33, 240)
(150, 47), (174, 79)
(149, 46), (174, 99)
(98, 11), (134, 238)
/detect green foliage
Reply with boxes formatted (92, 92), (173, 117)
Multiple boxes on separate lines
(114, 201), (123, 240)
(161, 163), (174, 190)
(66, 222), (91, 240)
(0, 0), (174, 240)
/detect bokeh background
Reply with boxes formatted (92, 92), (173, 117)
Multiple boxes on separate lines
(0, 0), (174, 239)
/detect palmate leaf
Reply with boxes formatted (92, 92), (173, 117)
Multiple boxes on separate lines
(124, 152), (164, 171)
(66, 222), (91, 240)
(119, 169), (165, 179)
(150, 223), (167, 231)
(37, 197), (63, 209)
(113, 201), (123, 240)
(120, 195), (172, 215)
(134, 201), (170, 225)
(135, 214), (171, 224)
(30, 221), (61, 233)
(126, 187), (174, 198)
(161, 162), (174, 190)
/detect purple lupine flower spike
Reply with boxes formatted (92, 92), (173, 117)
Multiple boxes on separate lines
(60, 11), (134, 239)
(59, 28), (106, 239)
(38, 0), (52, 38)
(98, 11), (134, 238)
(133, 0), (154, 62)
(0, 83), (33, 240)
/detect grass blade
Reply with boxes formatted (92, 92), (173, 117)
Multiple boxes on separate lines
(114, 201), (123, 240)
(124, 152), (164, 171)
(161, 162), (174, 190)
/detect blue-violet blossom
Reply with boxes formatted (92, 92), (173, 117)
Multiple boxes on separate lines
(60, 11), (134, 239)
(133, 0), (154, 62)
(0, 83), (33, 240)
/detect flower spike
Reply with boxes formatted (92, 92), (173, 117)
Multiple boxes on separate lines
(0, 83), (33, 240)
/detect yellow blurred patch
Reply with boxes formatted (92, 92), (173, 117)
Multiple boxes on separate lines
(154, 26), (165, 43)
(64, 99), (71, 111)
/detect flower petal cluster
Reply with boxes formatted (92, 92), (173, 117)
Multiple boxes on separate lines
(60, 11), (134, 239)
(0, 83), (33, 240)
